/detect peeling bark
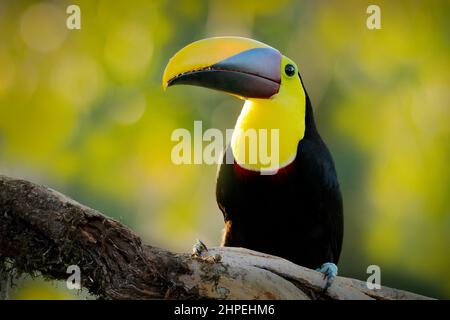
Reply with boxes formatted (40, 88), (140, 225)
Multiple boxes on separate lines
(0, 175), (432, 300)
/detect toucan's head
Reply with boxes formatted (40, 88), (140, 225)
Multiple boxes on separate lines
(163, 37), (303, 101)
(163, 37), (307, 173)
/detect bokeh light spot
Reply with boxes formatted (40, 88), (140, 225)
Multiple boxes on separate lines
(104, 22), (153, 81)
(20, 3), (68, 53)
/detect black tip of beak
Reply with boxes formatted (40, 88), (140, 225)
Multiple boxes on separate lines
(168, 47), (282, 99)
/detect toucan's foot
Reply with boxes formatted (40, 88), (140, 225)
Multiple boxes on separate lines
(316, 262), (338, 290)
(191, 239), (222, 263)
(192, 239), (208, 257)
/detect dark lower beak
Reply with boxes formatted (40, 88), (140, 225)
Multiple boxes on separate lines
(165, 47), (282, 99)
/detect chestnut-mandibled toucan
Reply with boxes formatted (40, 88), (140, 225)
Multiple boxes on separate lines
(163, 37), (343, 287)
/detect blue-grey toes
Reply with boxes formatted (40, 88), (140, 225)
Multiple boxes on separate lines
(192, 239), (208, 257)
(316, 262), (338, 290)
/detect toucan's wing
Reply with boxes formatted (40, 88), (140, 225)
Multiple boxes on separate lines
(295, 137), (344, 264)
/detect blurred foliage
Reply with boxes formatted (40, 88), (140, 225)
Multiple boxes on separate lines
(8, 275), (92, 300)
(0, 0), (448, 299)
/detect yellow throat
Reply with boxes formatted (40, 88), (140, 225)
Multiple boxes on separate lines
(231, 57), (306, 173)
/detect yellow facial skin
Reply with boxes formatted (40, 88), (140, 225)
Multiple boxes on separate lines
(231, 56), (306, 172)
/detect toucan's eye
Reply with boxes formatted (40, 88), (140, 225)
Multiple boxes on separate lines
(284, 64), (296, 77)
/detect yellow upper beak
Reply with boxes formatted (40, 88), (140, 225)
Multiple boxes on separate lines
(162, 37), (274, 89)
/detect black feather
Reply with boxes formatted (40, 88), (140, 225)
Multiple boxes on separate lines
(216, 78), (343, 269)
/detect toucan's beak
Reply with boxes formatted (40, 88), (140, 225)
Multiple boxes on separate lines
(163, 37), (281, 99)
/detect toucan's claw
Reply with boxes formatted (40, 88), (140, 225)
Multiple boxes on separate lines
(192, 239), (208, 257)
(316, 262), (338, 290)
(191, 239), (222, 263)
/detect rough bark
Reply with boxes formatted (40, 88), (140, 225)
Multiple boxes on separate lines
(0, 266), (11, 300)
(0, 175), (432, 300)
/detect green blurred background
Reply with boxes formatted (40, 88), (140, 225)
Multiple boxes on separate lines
(0, 0), (449, 299)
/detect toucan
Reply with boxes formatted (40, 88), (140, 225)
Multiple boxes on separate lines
(163, 37), (343, 287)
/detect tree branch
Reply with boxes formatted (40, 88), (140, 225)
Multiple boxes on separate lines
(0, 175), (432, 300)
